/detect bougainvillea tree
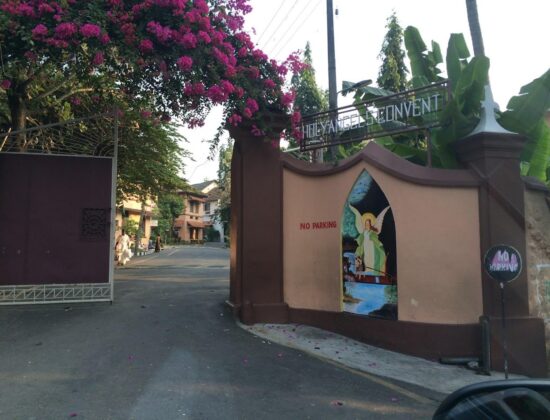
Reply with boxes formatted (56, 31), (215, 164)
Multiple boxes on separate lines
(0, 0), (302, 144)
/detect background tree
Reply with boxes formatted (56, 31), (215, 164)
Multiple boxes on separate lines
(376, 12), (409, 93)
(465, 0), (485, 57)
(215, 139), (233, 242)
(154, 193), (185, 245)
(291, 42), (328, 118)
(289, 42), (328, 157)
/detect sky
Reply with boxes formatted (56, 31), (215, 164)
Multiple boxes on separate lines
(182, 0), (549, 184)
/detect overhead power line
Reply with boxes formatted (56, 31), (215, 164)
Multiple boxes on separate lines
(259, 0), (300, 51)
(271, 0), (322, 59)
(256, 0), (289, 45)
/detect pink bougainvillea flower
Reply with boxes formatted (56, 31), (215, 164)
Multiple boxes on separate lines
(251, 125), (265, 137)
(80, 23), (102, 38)
(247, 66), (260, 79)
(147, 21), (172, 43)
(227, 113), (242, 126)
(24, 51), (38, 62)
(15, 2), (35, 17)
(281, 91), (296, 107)
(234, 86), (245, 98)
(180, 32), (197, 49)
(38, 3), (55, 14)
(177, 56), (193, 71)
(139, 39), (154, 54)
(92, 51), (105, 66)
(140, 110), (152, 118)
(99, 33), (111, 45)
(219, 80), (235, 94)
(264, 79), (276, 89)
(1, 79), (11, 90)
(194, 0), (210, 14)
(242, 108), (252, 118)
(206, 85), (227, 103)
(197, 30), (211, 44)
(55, 22), (78, 39)
(31, 24), (48, 39)
(224, 65), (236, 78)
(245, 98), (259, 113)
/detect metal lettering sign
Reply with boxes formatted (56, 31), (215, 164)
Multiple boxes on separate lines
(299, 81), (450, 151)
(484, 245), (522, 283)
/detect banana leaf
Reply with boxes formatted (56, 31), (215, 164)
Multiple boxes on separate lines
(454, 56), (490, 116)
(446, 33), (470, 88)
(404, 26), (444, 88)
(499, 69), (550, 181)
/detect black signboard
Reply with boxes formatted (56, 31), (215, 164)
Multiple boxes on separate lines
(298, 80), (450, 152)
(484, 245), (522, 283)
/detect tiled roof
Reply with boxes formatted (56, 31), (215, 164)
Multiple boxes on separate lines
(191, 180), (216, 192)
(206, 187), (222, 201)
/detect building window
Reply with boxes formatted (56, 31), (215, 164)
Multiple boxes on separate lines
(205, 202), (210, 214)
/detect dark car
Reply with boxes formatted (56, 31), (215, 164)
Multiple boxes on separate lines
(433, 379), (550, 419)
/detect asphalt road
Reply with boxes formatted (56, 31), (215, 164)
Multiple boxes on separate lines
(0, 246), (440, 419)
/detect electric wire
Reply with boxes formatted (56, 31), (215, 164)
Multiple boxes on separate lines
(271, 0), (323, 60)
(268, 0), (316, 57)
(256, 0), (289, 45)
(258, 0), (300, 51)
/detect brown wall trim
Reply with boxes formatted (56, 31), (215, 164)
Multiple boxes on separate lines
(288, 308), (481, 361)
(281, 142), (480, 188)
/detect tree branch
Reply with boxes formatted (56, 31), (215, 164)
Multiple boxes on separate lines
(30, 76), (76, 103)
(55, 88), (94, 103)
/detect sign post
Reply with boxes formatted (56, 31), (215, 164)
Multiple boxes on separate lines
(483, 245), (523, 379)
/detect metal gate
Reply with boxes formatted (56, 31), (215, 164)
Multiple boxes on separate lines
(0, 113), (118, 304)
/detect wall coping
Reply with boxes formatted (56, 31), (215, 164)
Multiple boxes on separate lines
(281, 141), (480, 188)
(523, 176), (550, 193)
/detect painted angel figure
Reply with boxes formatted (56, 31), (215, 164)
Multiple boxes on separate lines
(348, 204), (391, 276)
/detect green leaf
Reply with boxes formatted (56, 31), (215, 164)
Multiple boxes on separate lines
(404, 26), (443, 87)
(404, 26), (431, 80)
(526, 120), (550, 181)
(501, 69), (550, 132)
(446, 33), (470, 88)
(431, 41), (443, 65)
(385, 142), (427, 164)
(454, 56), (490, 116)
(499, 69), (550, 179)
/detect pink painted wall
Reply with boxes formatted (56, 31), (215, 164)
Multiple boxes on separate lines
(283, 160), (483, 324)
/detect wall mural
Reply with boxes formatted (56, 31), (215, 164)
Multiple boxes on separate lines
(341, 170), (397, 319)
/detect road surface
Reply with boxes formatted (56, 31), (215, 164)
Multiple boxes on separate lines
(0, 246), (441, 419)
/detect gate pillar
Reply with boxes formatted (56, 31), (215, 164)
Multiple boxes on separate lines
(227, 122), (288, 324)
(454, 131), (547, 377)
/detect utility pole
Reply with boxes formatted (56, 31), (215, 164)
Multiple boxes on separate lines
(326, 0), (337, 161)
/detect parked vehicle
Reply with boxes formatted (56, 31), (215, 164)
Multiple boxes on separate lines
(433, 379), (550, 419)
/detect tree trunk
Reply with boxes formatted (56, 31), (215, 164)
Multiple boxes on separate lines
(465, 0), (485, 57)
(134, 201), (146, 255)
(6, 82), (28, 150)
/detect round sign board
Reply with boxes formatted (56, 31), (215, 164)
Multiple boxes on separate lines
(484, 245), (522, 283)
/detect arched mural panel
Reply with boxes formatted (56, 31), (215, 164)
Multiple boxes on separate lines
(342, 170), (397, 319)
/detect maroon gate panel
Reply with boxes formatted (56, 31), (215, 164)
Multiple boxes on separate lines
(0, 154), (112, 285)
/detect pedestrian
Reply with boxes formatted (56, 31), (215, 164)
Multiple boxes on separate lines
(155, 234), (162, 253)
(116, 229), (133, 265)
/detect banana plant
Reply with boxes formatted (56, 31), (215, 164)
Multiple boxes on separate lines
(403, 26), (444, 88)
(345, 26), (549, 182)
(499, 70), (550, 182)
